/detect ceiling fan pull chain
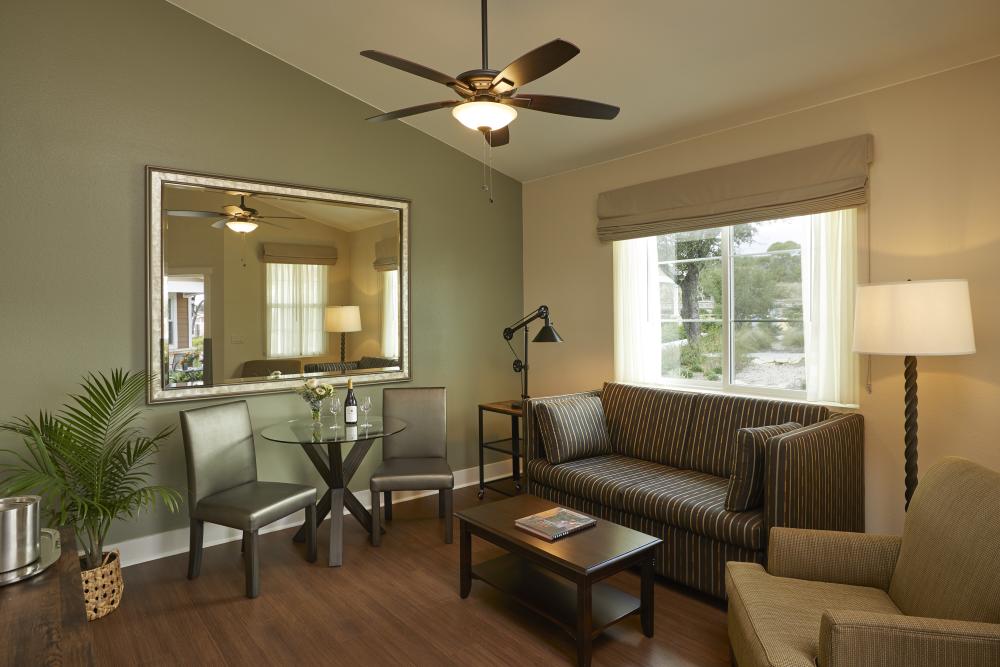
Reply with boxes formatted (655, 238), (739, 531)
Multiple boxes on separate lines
(489, 136), (495, 204)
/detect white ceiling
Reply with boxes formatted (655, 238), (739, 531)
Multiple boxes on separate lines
(168, 0), (1000, 182)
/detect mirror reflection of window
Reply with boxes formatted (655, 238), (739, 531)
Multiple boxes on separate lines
(267, 263), (328, 358)
(381, 269), (400, 359)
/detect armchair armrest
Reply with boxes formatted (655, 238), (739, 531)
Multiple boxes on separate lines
(765, 413), (865, 535)
(767, 527), (901, 590)
(819, 610), (1000, 667)
(523, 391), (601, 488)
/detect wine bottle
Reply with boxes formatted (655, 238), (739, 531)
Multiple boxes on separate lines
(344, 379), (358, 425)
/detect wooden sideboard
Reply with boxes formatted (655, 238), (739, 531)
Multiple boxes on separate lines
(1, 526), (95, 666)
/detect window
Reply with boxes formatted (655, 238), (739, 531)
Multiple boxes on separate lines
(266, 263), (328, 358)
(614, 209), (858, 404)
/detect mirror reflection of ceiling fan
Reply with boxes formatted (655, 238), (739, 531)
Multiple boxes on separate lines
(165, 194), (304, 233)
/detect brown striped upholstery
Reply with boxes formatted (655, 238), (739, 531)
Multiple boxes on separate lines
(601, 382), (697, 466)
(534, 395), (610, 464)
(619, 467), (765, 549)
(527, 455), (664, 506)
(765, 413), (865, 534)
(685, 393), (828, 477)
(524, 384), (865, 600)
(728, 458), (1000, 667)
(726, 422), (801, 511)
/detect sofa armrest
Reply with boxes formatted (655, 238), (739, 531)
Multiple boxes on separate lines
(765, 413), (865, 535)
(523, 391), (601, 488)
(819, 610), (1000, 667)
(767, 527), (901, 590)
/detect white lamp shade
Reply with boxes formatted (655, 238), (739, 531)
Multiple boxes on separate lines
(324, 306), (361, 333)
(853, 280), (975, 356)
(451, 101), (517, 131)
(225, 219), (258, 233)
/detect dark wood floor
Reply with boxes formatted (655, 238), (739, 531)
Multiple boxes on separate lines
(91, 486), (731, 666)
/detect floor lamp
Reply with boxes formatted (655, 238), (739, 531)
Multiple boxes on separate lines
(852, 279), (975, 510)
(503, 305), (563, 410)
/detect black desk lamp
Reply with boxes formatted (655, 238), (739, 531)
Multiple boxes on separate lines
(503, 305), (563, 410)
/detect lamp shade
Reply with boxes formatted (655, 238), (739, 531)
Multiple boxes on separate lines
(533, 322), (563, 343)
(853, 279), (975, 356)
(324, 306), (361, 333)
(452, 101), (517, 131)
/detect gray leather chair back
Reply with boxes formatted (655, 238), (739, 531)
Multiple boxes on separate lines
(382, 388), (447, 460)
(180, 401), (258, 512)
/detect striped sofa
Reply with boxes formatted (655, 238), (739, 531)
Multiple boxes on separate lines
(524, 382), (864, 598)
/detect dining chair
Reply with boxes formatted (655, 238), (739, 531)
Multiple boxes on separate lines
(370, 387), (454, 546)
(180, 400), (318, 598)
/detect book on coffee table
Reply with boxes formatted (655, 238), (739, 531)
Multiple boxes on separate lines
(514, 507), (597, 541)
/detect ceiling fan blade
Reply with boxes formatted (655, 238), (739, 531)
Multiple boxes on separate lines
(166, 210), (225, 218)
(257, 215), (305, 220)
(361, 50), (472, 95)
(367, 100), (460, 122)
(481, 126), (509, 147)
(490, 39), (580, 93)
(505, 94), (620, 119)
(210, 219), (230, 229)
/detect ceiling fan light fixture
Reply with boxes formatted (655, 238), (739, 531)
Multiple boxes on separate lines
(225, 219), (259, 234)
(452, 101), (517, 131)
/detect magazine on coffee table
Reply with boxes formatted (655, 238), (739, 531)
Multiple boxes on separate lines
(515, 507), (597, 541)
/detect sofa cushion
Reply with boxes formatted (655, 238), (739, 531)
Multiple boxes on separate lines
(685, 393), (829, 477)
(620, 467), (765, 550)
(534, 395), (611, 464)
(726, 422), (802, 511)
(527, 455), (664, 507)
(727, 562), (900, 667)
(889, 457), (1000, 623)
(601, 382), (697, 466)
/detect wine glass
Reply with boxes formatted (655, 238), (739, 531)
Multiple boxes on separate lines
(359, 395), (372, 428)
(327, 395), (341, 429)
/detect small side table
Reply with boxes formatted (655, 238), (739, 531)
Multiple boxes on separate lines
(477, 400), (524, 499)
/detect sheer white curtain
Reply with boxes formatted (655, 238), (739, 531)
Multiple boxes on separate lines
(267, 263), (328, 358)
(613, 237), (660, 383)
(380, 269), (400, 358)
(801, 208), (858, 404)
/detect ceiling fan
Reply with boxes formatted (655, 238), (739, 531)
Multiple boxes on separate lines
(361, 0), (620, 147)
(165, 194), (304, 233)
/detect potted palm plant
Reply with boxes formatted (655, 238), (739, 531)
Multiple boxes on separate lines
(0, 369), (180, 620)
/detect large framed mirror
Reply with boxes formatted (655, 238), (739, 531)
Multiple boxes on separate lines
(146, 167), (410, 404)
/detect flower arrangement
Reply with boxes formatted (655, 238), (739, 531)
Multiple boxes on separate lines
(298, 379), (334, 421)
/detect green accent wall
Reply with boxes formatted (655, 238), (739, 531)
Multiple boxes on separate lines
(0, 0), (522, 543)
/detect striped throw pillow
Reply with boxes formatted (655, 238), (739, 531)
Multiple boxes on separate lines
(535, 396), (611, 465)
(725, 422), (802, 511)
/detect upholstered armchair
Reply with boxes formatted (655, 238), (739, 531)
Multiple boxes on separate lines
(726, 457), (1000, 666)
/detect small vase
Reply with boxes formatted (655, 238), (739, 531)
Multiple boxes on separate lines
(311, 408), (322, 423)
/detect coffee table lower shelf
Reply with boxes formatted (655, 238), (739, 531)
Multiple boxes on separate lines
(472, 553), (641, 638)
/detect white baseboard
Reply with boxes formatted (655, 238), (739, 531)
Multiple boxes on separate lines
(108, 459), (519, 568)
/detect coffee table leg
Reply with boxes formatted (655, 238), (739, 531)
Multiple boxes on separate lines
(576, 579), (593, 667)
(459, 520), (472, 598)
(641, 557), (654, 637)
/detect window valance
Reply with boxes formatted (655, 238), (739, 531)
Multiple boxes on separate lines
(260, 243), (338, 265)
(596, 134), (873, 242)
(373, 237), (399, 272)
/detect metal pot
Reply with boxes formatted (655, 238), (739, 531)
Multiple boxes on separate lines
(0, 496), (41, 573)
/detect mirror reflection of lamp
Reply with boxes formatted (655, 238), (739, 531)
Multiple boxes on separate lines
(325, 306), (362, 363)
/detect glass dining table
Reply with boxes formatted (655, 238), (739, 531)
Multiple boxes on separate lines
(260, 416), (406, 567)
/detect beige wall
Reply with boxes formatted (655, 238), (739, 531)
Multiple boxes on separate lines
(0, 0), (522, 544)
(346, 221), (398, 360)
(523, 57), (1000, 534)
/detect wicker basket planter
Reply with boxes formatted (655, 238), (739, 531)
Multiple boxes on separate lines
(80, 549), (124, 621)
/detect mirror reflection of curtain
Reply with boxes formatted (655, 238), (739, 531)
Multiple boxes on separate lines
(267, 263), (328, 358)
(381, 270), (399, 359)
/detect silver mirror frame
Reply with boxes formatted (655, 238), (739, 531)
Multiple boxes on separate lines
(146, 166), (410, 404)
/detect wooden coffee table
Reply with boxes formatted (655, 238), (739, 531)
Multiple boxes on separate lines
(456, 495), (661, 667)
